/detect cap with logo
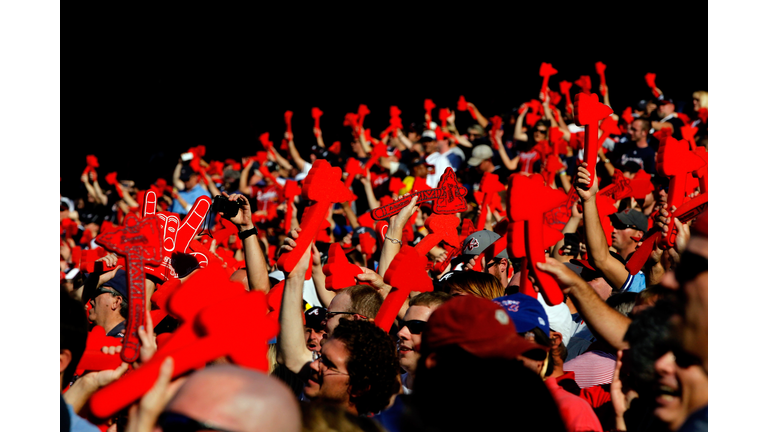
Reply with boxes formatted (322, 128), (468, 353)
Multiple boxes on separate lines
(461, 230), (508, 260)
(493, 293), (550, 336)
(609, 209), (649, 233)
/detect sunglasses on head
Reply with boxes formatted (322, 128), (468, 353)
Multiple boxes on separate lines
(157, 411), (237, 432)
(534, 129), (547, 134)
(400, 320), (428, 335)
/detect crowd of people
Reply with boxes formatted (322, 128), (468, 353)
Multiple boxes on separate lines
(60, 65), (708, 432)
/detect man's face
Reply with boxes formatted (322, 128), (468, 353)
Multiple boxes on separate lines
(485, 257), (508, 285)
(657, 102), (674, 117)
(679, 237), (708, 367)
(611, 226), (641, 252)
(424, 139), (437, 154)
(479, 158), (494, 173)
(325, 292), (353, 335)
(652, 351), (708, 430)
(305, 327), (327, 353)
(88, 289), (120, 325)
(396, 305), (436, 373)
(413, 164), (428, 178)
(183, 174), (198, 190)
(629, 120), (646, 142)
(304, 338), (351, 404)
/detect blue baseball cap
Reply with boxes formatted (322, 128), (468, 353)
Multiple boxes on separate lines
(102, 269), (129, 300)
(493, 293), (549, 335)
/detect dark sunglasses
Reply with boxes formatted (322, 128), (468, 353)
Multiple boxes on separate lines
(534, 129), (547, 134)
(157, 411), (237, 432)
(675, 250), (708, 284)
(400, 320), (428, 335)
(93, 287), (121, 301)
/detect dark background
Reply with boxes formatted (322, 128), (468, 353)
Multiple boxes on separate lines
(62, 7), (707, 199)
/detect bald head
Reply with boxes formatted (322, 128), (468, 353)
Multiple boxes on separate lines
(165, 364), (300, 432)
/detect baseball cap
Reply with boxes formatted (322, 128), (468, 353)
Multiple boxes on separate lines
(422, 295), (548, 361)
(493, 293), (550, 336)
(179, 165), (196, 181)
(467, 124), (484, 135)
(419, 129), (437, 143)
(304, 306), (327, 331)
(461, 230), (508, 260)
(467, 145), (493, 167)
(655, 95), (674, 105)
(536, 293), (573, 348)
(609, 209), (649, 233)
(352, 226), (376, 240)
(102, 269), (129, 300)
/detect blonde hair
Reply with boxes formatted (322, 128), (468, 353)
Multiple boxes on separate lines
(442, 270), (506, 300)
(693, 91), (708, 109)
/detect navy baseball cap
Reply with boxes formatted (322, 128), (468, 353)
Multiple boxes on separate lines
(102, 269), (129, 300)
(493, 293), (549, 335)
(304, 306), (327, 331)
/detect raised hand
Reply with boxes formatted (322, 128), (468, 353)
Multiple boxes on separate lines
(220, 192), (252, 228)
(575, 163), (599, 203)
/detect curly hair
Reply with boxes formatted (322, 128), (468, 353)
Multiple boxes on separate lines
(331, 319), (399, 415)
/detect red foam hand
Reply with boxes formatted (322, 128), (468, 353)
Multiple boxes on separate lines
(691, 146), (708, 193)
(95, 214), (163, 363)
(575, 75), (592, 94)
(357, 104), (370, 131)
(542, 154), (565, 186)
(358, 232), (377, 257)
(597, 116), (621, 148)
(680, 125), (699, 145)
(457, 95), (468, 111)
(284, 110), (293, 140)
(644, 73), (660, 97)
(390, 105), (402, 118)
(328, 141), (341, 154)
(439, 108), (450, 128)
(344, 158), (366, 188)
(476, 172), (506, 231)
(316, 219), (332, 243)
(625, 193), (708, 275)
(372, 168), (468, 220)
(414, 214), (461, 256)
(656, 136), (707, 211)
(75, 326), (124, 375)
(323, 243), (365, 290)
(630, 170), (655, 200)
(208, 161), (224, 178)
(86, 154), (99, 169)
(489, 116), (503, 150)
(677, 112), (691, 125)
(560, 81), (573, 113)
(364, 143), (389, 172)
(389, 177), (405, 194)
(525, 112), (542, 127)
(143, 196), (212, 282)
(424, 99), (436, 126)
(343, 113), (359, 131)
(377, 245), (433, 331)
(259, 132), (275, 157)
(90, 271), (276, 419)
(539, 62), (558, 96)
(188, 145), (206, 159)
(375, 220), (389, 243)
(312, 107), (323, 135)
(278, 160), (355, 273)
(549, 91), (562, 106)
(574, 92), (613, 188)
(595, 62), (607, 95)
(105, 172), (118, 186)
(597, 170), (633, 202)
(62, 218), (78, 239)
(357, 211), (375, 229)
(543, 186), (578, 232)
(283, 180), (301, 234)
(621, 107), (634, 125)
(507, 174), (565, 305)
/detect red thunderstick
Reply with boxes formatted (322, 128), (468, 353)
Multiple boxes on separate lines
(424, 99), (436, 125)
(595, 62), (607, 96)
(475, 172), (506, 231)
(507, 174), (565, 306)
(311, 107), (323, 135)
(94, 213), (163, 363)
(539, 62), (558, 96)
(574, 92), (613, 189)
(371, 168), (467, 220)
(278, 160), (356, 273)
(560, 81), (573, 114)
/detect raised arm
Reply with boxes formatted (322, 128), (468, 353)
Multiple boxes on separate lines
(287, 137), (308, 172)
(495, 128), (521, 171)
(396, 129), (414, 150)
(360, 171), (380, 210)
(466, 102), (489, 128)
(552, 203), (582, 263)
(537, 258), (630, 350)
(314, 127), (325, 148)
(238, 160), (254, 195)
(310, 242), (334, 308)
(276, 228), (314, 373)
(575, 163), (630, 290)
(81, 172), (106, 206)
(514, 105), (529, 142)
(200, 171), (222, 197)
(223, 192), (270, 293)
(269, 146), (294, 172)
(378, 195), (418, 278)
(172, 161), (184, 191)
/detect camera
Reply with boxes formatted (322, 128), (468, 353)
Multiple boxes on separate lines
(212, 195), (244, 218)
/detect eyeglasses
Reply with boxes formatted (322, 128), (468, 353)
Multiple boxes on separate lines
(534, 129), (547, 134)
(324, 311), (366, 321)
(157, 411), (238, 432)
(675, 250), (708, 284)
(400, 320), (428, 335)
(94, 287), (120, 300)
(317, 353), (349, 377)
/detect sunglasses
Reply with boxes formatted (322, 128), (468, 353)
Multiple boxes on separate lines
(157, 411), (237, 432)
(534, 129), (547, 134)
(400, 320), (428, 335)
(675, 250), (708, 284)
(93, 287), (121, 300)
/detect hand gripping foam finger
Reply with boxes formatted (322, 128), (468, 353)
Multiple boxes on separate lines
(344, 158), (366, 188)
(595, 62), (607, 95)
(559, 81), (573, 110)
(574, 92), (613, 189)
(457, 95), (468, 111)
(364, 143), (389, 172)
(95, 214), (163, 362)
(624, 193), (708, 275)
(476, 172), (506, 231)
(358, 232), (377, 257)
(414, 214), (461, 256)
(644, 73), (660, 97)
(278, 160), (355, 273)
(575, 75), (592, 94)
(507, 175), (565, 305)
(323, 243), (369, 290)
(312, 107), (323, 134)
(89, 266), (249, 419)
(424, 99), (436, 125)
(377, 246), (433, 332)
(539, 62), (558, 96)
(75, 326), (124, 374)
(439, 108), (450, 128)
(285, 110), (293, 137)
(371, 168), (468, 220)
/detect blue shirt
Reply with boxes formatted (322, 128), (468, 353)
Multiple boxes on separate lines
(621, 271), (646, 293)
(64, 396), (100, 432)
(169, 184), (211, 215)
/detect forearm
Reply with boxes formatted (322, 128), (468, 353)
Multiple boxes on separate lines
(239, 166), (252, 194)
(397, 130), (413, 150)
(363, 182), (379, 210)
(240, 224), (269, 293)
(568, 279), (631, 350)
(315, 133), (325, 148)
(288, 140), (307, 172)
(378, 225), (403, 277)
(341, 203), (359, 229)
(202, 174), (221, 197)
(273, 149), (294, 171)
(514, 110), (527, 140)
(583, 198), (628, 289)
(277, 275), (313, 372)
(311, 266), (334, 307)
(173, 163), (184, 190)
(63, 378), (98, 413)
(453, 133), (473, 148)
(560, 172), (572, 193)
(470, 105), (489, 128)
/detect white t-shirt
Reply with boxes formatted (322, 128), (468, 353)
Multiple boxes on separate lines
(425, 151), (452, 188)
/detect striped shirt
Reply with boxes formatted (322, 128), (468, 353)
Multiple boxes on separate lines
(562, 350), (616, 389)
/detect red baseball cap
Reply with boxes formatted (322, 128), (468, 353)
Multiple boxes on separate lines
(422, 296), (548, 361)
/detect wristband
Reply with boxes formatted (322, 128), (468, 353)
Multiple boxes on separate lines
(384, 234), (402, 245)
(238, 226), (259, 240)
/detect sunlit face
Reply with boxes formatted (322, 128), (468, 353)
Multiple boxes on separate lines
(304, 338), (351, 404)
(325, 292), (353, 335)
(657, 103), (675, 117)
(533, 126), (548, 142)
(680, 237), (708, 366)
(629, 120), (646, 142)
(397, 305), (436, 373)
(305, 327), (327, 352)
(88, 289), (121, 325)
(611, 226), (642, 253)
(652, 351), (708, 430)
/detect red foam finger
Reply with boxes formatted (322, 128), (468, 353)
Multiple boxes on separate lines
(644, 73), (659, 97)
(539, 62), (558, 96)
(424, 99), (436, 125)
(377, 246), (433, 331)
(595, 62), (607, 95)
(575, 75), (592, 94)
(414, 214), (461, 256)
(574, 93), (613, 188)
(312, 107), (323, 133)
(457, 95), (467, 111)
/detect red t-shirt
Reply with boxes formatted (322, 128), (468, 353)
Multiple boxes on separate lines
(545, 377), (604, 432)
(518, 150), (541, 175)
(246, 184), (283, 222)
